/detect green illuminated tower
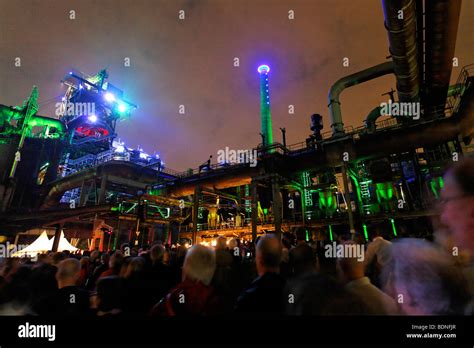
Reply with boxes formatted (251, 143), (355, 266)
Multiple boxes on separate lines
(257, 65), (273, 147)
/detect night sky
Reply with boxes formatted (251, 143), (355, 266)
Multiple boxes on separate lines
(1, 0), (473, 170)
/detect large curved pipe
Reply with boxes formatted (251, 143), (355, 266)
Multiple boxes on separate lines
(41, 161), (162, 209)
(425, 0), (462, 118)
(364, 106), (383, 133)
(382, 0), (420, 103)
(328, 62), (394, 136)
(357, 78), (474, 157)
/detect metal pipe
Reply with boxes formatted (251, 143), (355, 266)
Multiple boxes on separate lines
(364, 106), (383, 132)
(425, 0), (462, 118)
(382, 0), (420, 103)
(41, 161), (163, 209)
(357, 78), (474, 156)
(328, 62), (394, 135)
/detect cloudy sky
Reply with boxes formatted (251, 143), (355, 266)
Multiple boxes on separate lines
(1, 0), (472, 170)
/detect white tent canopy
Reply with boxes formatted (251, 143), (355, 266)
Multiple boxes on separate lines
(57, 231), (79, 252)
(12, 231), (52, 257)
(12, 230), (80, 257)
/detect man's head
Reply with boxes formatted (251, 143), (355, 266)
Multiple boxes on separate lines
(228, 238), (238, 251)
(90, 250), (100, 262)
(295, 227), (306, 243)
(108, 252), (124, 270)
(182, 245), (216, 286)
(382, 238), (470, 315)
(440, 157), (474, 254)
(256, 234), (282, 276)
(52, 252), (66, 266)
(95, 276), (123, 313)
(150, 244), (165, 264)
(215, 236), (227, 251)
(336, 241), (365, 284)
(56, 258), (81, 288)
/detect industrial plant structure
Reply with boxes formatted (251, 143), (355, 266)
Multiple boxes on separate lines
(0, 0), (473, 252)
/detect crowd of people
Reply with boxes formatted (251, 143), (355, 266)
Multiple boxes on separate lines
(0, 158), (473, 317)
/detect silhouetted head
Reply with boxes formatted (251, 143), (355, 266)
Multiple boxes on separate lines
(256, 234), (281, 276)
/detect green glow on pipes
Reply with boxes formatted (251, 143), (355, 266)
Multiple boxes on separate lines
(305, 230), (309, 242)
(430, 177), (445, 199)
(319, 190), (337, 217)
(390, 218), (397, 236)
(349, 173), (364, 213)
(157, 207), (170, 219)
(375, 182), (394, 201)
(328, 224), (333, 241)
(438, 177), (444, 188)
(362, 224), (369, 241)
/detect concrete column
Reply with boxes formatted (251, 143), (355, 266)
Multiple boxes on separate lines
(192, 186), (201, 245)
(79, 180), (89, 207)
(51, 223), (62, 252)
(98, 175), (108, 205)
(272, 178), (282, 240)
(251, 180), (258, 243)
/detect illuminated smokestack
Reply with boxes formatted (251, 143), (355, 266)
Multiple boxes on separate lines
(257, 64), (273, 147)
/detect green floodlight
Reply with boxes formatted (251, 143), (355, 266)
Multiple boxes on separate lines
(362, 224), (369, 241)
(390, 218), (397, 236)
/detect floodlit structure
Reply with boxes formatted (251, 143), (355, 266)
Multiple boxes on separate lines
(0, 0), (473, 250)
(257, 64), (273, 147)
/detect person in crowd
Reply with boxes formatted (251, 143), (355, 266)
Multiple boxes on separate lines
(439, 157), (474, 255)
(162, 248), (171, 265)
(364, 228), (392, 268)
(149, 244), (173, 303)
(280, 235), (292, 279)
(77, 256), (90, 287)
(212, 236), (235, 313)
(99, 252), (123, 278)
(93, 253), (110, 279)
(289, 227), (316, 278)
(381, 238), (470, 315)
(168, 244), (187, 285)
(316, 238), (337, 276)
(122, 256), (153, 316)
(0, 264), (34, 315)
(285, 273), (369, 315)
(92, 276), (124, 318)
(439, 157), (474, 308)
(215, 236), (233, 267)
(235, 234), (286, 314)
(337, 241), (398, 315)
(150, 245), (219, 316)
(51, 258), (91, 318)
(29, 261), (58, 316)
(227, 238), (242, 266)
(85, 250), (101, 289)
(227, 238), (245, 295)
(51, 252), (66, 267)
(364, 225), (392, 287)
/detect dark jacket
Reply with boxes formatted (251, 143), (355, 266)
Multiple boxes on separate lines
(49, 286), (92, 318)
(235, 272), (286, 314)
(150, 279), (220, 316)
